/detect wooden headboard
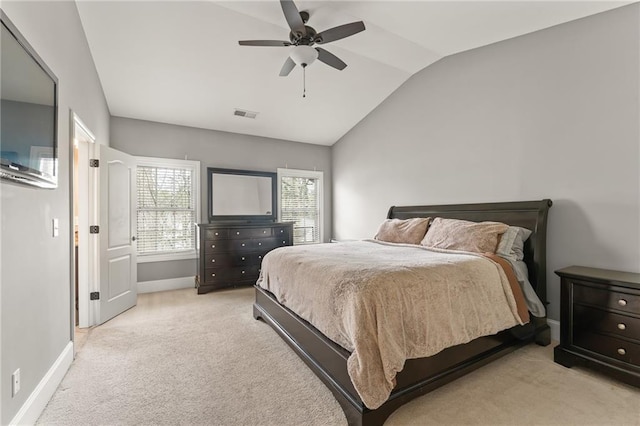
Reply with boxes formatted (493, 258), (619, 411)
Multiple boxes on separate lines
(388, 199), (553, 307)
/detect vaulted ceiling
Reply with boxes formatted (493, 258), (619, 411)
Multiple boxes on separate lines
(76, 1), (629, 146)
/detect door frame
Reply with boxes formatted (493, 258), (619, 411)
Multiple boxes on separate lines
(70, 112), (98, 336)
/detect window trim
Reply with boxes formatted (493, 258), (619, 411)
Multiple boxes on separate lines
(136, 156), (201, 263)
(277, 168), (324, 244)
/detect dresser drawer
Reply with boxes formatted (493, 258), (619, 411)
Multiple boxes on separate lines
(228, 227), (273, 239)
(574, 331), (640, 367)
(204, 265), (261, 284)
(574, 305), (640, 341)
(273, 226), (290, 237)
(205, 253), (263, 267)
(573, 282), (640, 315)
(204, 239), (233, 253)
(204, 229), (227, 240)
(230, 238), (281, 252)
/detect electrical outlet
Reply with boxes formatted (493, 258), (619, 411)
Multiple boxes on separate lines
(12, 368), (20, 397)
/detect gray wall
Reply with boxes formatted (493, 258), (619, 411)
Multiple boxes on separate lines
(332, 4), (640, 322)
(0, 1), (110, 423)
(110, 117), (332, 282)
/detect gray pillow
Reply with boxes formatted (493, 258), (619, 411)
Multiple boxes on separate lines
(496, 226), (532, 262)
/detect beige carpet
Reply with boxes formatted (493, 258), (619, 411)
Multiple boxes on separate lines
(38, 288), (640, 426)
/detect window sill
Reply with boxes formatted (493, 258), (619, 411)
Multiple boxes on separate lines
(137, 251), (197, 264)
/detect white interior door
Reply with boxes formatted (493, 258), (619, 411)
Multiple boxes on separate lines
(95, 144), (137, 324)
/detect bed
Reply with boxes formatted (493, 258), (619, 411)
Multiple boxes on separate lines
(253, 199), (552, 425)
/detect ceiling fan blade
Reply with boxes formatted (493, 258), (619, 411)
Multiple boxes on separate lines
(315, 21), (365, 44)
(280, 0), (306, 36)
(315, 47), (347, 71)
(280, 57), (296, 76)
(238, 40), (291, 47)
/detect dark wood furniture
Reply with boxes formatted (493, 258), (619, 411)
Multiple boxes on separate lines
(196, 222), (293, 294)
(253, 199), (552, 426)
(554, 266), (640, 387)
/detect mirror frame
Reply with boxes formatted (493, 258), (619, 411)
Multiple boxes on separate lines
(207, 167), (277, 223)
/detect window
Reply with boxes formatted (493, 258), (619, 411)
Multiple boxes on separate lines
(136, 157), (200, 262)
(277, 168), (323, 245)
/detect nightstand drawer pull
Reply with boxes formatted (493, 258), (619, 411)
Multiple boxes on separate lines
(618, 299), (627, 307)
(215, 232), (219, 236)
(241, 243), (245, 247)
(617, 323), (626, 330)
(211, 259), (215, 263)
(241, 257), (245, 261)
(241, 270), (245, 274)
(258, 242), (262, 246)
(211, 273), (216, 277)
(236, 231), (240, 235)
(211, 244), (216, 249)
(617, 348), (626, 356)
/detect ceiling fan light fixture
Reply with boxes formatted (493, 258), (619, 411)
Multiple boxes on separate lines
(290, 45), (318, 67)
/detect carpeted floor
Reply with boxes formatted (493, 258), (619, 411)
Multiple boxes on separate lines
(38, 288), (640, 425)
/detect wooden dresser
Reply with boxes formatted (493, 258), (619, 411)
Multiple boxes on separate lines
(196, 222), (293, 294)
(554, 266), (640, 387)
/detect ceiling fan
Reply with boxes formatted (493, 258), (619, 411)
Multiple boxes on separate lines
(238, 0), (366, 77)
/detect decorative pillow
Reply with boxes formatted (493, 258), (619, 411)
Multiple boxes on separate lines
(496, 226), (532, 262)
(374, 218), (430, 245)
(420, 217), (508, 253)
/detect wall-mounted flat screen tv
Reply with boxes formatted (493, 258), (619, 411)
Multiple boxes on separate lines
(0, 10), (58, 189)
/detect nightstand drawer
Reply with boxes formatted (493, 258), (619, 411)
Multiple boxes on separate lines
(574, 305), (640, 341)
(573, 282), (640, 315)
(574, 331), (640, 367)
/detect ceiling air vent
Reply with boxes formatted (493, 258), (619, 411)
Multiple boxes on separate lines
(234, 109), (258, 119)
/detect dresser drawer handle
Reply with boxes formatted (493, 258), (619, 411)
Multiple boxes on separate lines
(618, 299), (627, 307)
(211, 259), (215, 263)
(617, 323), (626, 331)
(211, 244), (216, 249)
(241, 257), (245, 261)
(211, 273), (216, 277)
(258, 242), (262, 246)
(263, 230), (267, 234)
(280, 229), (284, 233)
(236, 231), (240, 235)
(215, 232), (219, 236)
(241, 270), (245, 274)
(617, 348), (626, 356)
(241, 243), (245, 247)
(282, 240), (286, 244)
(258, 255), (262, 259)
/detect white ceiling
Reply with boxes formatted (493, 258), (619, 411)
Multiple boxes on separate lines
(76, 1), (629, 146)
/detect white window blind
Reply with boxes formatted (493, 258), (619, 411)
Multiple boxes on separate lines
(136, 158), (200, 261)
(278, 169), (323, 245)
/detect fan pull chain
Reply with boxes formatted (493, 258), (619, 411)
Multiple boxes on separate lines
(303, 66), (306, 98)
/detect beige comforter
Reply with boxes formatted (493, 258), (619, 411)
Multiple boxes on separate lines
(256, 240), (526, 409)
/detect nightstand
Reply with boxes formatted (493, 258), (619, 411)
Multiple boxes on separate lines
(554, 266), (640, 387)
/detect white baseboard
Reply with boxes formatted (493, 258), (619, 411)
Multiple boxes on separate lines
(9, 341), (73, 426)
(548, 319), (560, 342)
(137, 276), (195, 294)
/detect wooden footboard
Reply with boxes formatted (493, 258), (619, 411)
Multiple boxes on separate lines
(254, 286), (549, 426)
